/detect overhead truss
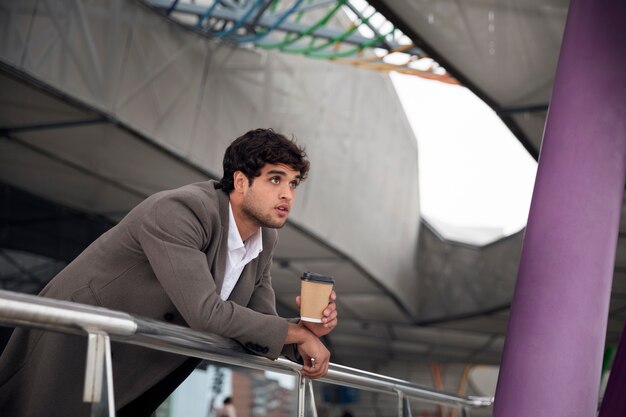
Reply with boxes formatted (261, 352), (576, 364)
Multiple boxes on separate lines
(143, 0), (459, 84)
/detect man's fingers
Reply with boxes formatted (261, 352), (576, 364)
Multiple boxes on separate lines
(301, 367), (324, 379)
(300, 356), (329, 378)
(322, 307), (338, 326)
(311, 362), (329, 378)
(301, 357), (330, 379)
(322, 302), (337, 317)
(323, 308), (337, 320)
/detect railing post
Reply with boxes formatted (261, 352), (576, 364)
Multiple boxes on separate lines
(297, 374), (318, 417)
(297, 374), (306, 417)
(83, 331), (115, 417)
(304, 378), (318, 417)
(397, 390), (412, 417)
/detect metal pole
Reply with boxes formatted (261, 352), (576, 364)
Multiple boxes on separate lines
(493, 0), (626, 416)
(304, 379), (318, 417)
(297, 374), (306, 417)
(84, 331), (115, 417)
(397, 391), (412, 417)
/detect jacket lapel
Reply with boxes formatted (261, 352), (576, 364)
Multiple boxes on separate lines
(229, 228), (272, 304)
(212, 183), (261, 306)
(228, 261), (257, 304)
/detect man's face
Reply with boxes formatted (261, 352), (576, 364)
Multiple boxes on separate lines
(240, 163), (302, 229)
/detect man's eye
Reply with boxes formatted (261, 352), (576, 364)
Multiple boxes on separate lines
(290, 181), (299, 189)
(270, 177), (280, 184)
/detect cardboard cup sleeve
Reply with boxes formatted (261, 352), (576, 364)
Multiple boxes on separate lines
(300, 272), (334, 323)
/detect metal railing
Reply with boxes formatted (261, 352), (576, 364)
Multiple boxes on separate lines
(0, 290), (493, 417)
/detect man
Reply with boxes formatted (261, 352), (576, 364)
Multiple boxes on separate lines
(0, 128), (337, 416)
(214, 396), (237, 417)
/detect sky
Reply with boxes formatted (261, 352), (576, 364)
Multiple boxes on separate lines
(390, 72), (538, 244)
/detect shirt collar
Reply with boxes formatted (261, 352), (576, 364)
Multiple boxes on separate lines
(228, 202), (263, 255)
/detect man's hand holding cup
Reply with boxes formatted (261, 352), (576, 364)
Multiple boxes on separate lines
(297, 272), (337, 338)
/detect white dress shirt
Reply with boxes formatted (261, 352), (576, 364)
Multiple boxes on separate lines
(220, 203), (263, 300)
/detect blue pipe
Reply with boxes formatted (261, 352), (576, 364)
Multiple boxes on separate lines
(214, 0), (265, 38)
(166, 0), (180, 15)
(195, 0), (222, 29)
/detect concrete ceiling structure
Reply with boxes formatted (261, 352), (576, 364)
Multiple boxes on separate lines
(1, 1), (625, 403)
(369, 0), (567, 158)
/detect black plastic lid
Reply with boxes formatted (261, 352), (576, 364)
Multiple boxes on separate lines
(301, 272), (334, 284)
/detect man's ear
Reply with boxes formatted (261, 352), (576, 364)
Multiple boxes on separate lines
(233, 171), (247, 192)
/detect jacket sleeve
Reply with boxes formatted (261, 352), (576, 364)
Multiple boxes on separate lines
(247, 240), (302, 364)
(136, 192), (289, 359)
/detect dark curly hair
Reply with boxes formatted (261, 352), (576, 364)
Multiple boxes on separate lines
(220, 128), (310, 193)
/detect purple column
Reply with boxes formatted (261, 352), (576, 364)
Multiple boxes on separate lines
(493, 0), (626, 416)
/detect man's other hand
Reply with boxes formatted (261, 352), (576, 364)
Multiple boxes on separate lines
(297, 332), (331, 379)
(285, 322), (331, 379)
(296, 290), (337, 338)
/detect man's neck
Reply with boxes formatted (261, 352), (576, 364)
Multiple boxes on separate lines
(230, 201), (259, 242)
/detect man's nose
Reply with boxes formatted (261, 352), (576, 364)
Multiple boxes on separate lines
(280, 185), (294, 201)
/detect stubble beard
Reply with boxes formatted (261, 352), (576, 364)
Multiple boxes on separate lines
(241, 195), (286, 229)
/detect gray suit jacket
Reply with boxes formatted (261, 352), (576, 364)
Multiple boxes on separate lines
(0, 180), (295, 416)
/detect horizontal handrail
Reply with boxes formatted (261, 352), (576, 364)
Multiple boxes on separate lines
(0, 289), (493, 409)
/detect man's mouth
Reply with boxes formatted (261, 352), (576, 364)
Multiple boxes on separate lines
(276, 204), (290, 214)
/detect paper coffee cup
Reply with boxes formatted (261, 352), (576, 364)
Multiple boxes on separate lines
(300, 272), (334, 323)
